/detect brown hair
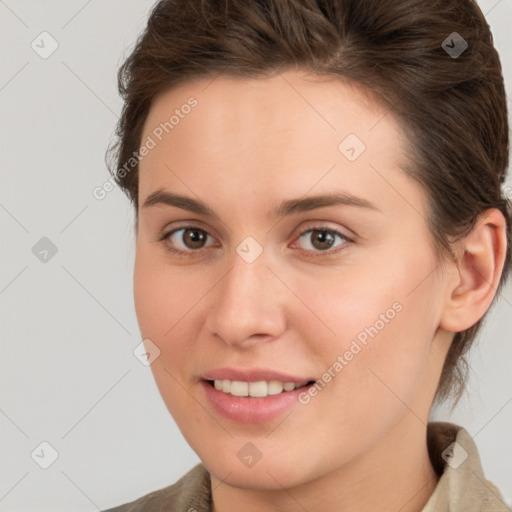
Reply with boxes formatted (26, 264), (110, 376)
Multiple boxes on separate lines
(106, 0), (511, 408)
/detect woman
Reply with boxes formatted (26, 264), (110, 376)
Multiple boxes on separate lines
(103, 0), (511, 510)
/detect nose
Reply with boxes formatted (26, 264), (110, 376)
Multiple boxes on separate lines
(204, 245), (287, 348)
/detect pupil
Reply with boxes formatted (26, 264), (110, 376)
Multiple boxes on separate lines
(314, 230), (334, 250)
(185, 229), (205, 248)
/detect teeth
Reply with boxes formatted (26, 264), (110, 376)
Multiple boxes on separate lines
(267, 380), (284, 395)
(230, 381), (249, 397)
(212, 379), (309, 397)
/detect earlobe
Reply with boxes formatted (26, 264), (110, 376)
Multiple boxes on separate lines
(439, 208), (508, 333)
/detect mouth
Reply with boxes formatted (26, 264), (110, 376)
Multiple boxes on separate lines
(200, 376), (318, 424)
(205, 378), (316, 398)
(199, 368), (318, 423)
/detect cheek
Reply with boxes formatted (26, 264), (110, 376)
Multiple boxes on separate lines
(298, 250), (440, 412)
(133, 248), (219, 389)
(133, 251), (205, 418)
(133, 248), (202, 339)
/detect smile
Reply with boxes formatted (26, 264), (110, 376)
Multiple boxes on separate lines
(210, 379), (312, 398)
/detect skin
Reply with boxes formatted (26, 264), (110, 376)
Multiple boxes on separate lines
(133, 68), (507, 512)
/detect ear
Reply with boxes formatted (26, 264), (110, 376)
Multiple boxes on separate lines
(439, 208), (508, 333)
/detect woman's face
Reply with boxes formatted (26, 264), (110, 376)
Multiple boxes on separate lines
(134, 69), (453, 489)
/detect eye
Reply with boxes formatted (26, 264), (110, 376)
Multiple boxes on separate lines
(161, 226), (216, 254)
(160, 224), (351, 256)
(292, 226), (351, 255)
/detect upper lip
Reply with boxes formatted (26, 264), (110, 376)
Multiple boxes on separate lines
(201, 368), (315, 383)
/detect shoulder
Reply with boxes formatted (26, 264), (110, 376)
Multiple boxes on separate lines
(102, 463), (211, 512)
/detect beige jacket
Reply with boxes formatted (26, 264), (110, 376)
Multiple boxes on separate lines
(103, 422), (511, 511)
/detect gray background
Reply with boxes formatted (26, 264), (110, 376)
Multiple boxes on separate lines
(1, 1), (511, 510)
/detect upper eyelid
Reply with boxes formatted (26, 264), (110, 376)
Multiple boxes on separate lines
(162, 222), (350, 239)
(163, 223), (352, 250)
(292, 227), (351, 250)
(162, 223), (217, 243)
(162, 218), (352, 235)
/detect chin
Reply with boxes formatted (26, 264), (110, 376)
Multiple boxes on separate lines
(208, 461), (309, 491)
(197, 443), (323, 492)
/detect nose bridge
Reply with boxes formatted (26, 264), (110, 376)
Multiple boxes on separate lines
(205, 241), (286, 345)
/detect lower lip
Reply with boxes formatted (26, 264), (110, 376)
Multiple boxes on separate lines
(201, 380), (312, 424)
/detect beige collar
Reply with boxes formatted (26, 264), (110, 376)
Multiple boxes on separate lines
(421, 421), (510, 511)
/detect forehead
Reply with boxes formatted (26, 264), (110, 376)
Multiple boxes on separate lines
(138, 69), (419, 218)
(142, 69), (397, 148)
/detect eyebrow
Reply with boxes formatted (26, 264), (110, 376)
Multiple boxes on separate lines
(142, 189), (379, 218)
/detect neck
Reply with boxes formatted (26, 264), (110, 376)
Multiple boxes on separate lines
(211, 416), (440, 512)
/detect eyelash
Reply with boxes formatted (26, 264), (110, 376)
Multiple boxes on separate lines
(159, 224), (353, 258)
